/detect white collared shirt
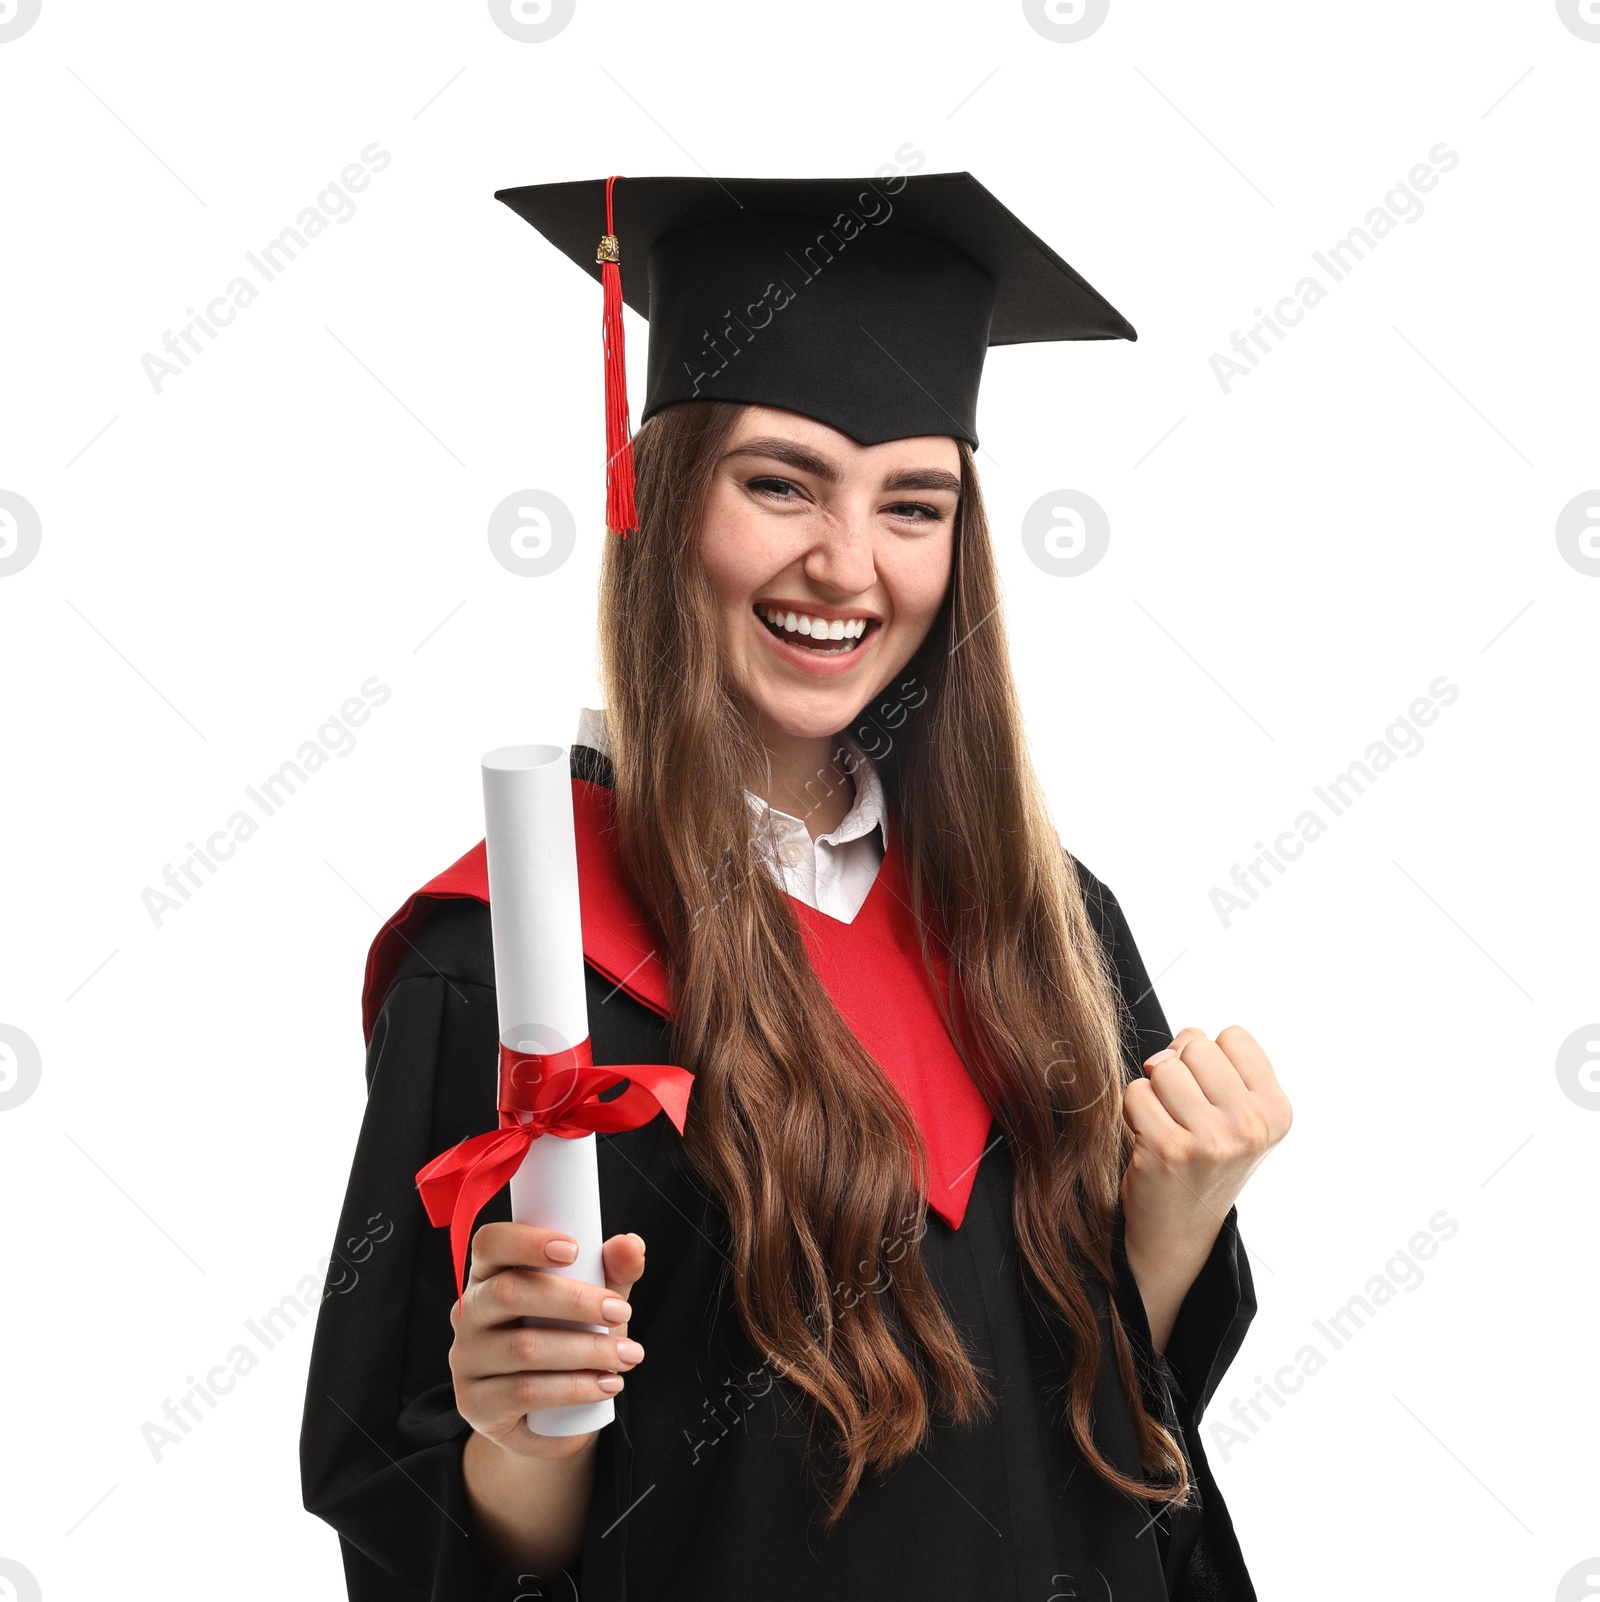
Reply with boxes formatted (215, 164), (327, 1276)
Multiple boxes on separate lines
(574, 706), (887, 924)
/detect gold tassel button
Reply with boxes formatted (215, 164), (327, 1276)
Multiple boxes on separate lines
(596, 234), (620, 264)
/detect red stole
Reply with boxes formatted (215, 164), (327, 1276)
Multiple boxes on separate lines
(363, 778), (994, 1229)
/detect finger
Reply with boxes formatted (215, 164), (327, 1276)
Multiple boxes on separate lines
(466, 1369), (625, 1424)
(601, 1232), (646, 1300)
(468, 1222), (584, 1283)
(1122, 1075), (1186, 1146)
(1158, 1026), (1212, 1058)
(1138, 1051), (1216, 1132)
(456, 1323), (644, 1381)
(466, 1264), (625, 1332)
(1213, 1024), (1280, 1095)
(1171, 1035), (1255, 1115)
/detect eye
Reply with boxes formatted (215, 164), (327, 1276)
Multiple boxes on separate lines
(747, 476), (803, 501)
(884, 501), (947, 522)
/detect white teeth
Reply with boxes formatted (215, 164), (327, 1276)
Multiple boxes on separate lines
(760, 606), (868, 640)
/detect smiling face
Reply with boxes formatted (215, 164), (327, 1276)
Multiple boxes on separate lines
(697, 405), (960, 745)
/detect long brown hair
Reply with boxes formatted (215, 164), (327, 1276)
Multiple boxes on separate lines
(598, 399), (1190, 1525)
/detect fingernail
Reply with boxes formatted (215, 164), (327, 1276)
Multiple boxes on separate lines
(597, 1374), (624, 1393)
(1145, 1049), (1176, 1066)
(617, 1339), (645, 1365)
(601, 1297), (632, 1323)
(545, 1238), (578, 1264)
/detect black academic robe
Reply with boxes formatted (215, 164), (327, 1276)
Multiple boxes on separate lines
(300, 748), (1257, 1601)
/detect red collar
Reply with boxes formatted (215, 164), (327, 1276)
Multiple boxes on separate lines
(363, 778), (993, 1229)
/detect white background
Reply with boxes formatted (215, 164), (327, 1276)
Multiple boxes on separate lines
(1, 2), (1596, 1598)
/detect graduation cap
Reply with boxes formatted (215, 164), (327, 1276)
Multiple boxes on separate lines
(494, 172), (1137, 536)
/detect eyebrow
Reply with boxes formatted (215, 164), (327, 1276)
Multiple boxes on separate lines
(723, 437), (962, 497)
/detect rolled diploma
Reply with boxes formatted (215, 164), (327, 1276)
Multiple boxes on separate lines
(481, 743), (614, 1436)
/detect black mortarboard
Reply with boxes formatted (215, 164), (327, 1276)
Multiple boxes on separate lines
(493, 172), (1137, 534)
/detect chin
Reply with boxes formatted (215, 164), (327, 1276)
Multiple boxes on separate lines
(749, 683), (868, 740)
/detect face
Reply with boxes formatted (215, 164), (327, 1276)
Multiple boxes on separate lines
(697, 405), (960, 743)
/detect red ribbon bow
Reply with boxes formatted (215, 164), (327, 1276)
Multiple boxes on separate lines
(415, 1038), (693, 1301)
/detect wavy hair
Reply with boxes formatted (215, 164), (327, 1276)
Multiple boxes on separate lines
(597, 399), (1189, 1527)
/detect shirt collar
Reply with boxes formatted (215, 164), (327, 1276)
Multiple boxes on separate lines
(575, 704), (611, 756)
(576, 707), (888, 851)
(744, 729), (887, 850)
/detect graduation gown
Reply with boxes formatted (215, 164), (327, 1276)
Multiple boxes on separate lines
(300, 746), (1257, 1601)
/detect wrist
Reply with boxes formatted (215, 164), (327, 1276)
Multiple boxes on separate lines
(462, 1426), (598, 1572)
(1122, 1226), (1219, 1356)
(1123, 1210), (1222, 1287)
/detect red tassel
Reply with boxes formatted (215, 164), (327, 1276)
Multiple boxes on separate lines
(599, 175), (637, 538)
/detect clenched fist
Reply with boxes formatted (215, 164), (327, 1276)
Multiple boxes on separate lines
(1120, 1025), (1291, 1352)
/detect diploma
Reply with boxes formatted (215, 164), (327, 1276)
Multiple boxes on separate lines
(481, 743), (613, 1437)
(414, 747), (692, 1439)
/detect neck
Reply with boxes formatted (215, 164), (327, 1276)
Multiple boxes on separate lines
(749, 718), (857, 841)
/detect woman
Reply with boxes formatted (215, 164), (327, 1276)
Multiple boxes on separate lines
(302, 173), (1290, 1601)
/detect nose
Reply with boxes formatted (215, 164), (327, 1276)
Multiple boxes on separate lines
(800, 497), (878, 598)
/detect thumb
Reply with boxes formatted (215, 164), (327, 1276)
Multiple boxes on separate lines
(601, 1232), (646, 1327)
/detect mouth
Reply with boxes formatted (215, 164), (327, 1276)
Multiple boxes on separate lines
(753, 603), (879, 658)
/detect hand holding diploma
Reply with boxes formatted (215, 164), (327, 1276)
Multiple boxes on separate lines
(450, 1223), (647, 1457)
(413, 744), (692, 1438)
(451, 1225), (648, 1575)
